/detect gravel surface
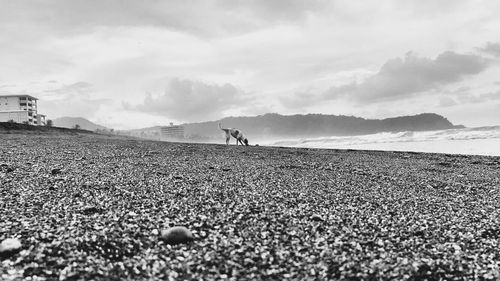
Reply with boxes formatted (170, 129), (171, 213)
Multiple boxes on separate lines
(1, 134), (500, 280)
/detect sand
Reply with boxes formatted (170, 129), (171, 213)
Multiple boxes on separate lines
(1, 133), (500, 280)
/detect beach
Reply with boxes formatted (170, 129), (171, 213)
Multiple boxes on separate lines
(1, 133), (500, 280)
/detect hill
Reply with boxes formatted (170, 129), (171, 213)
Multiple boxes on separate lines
(182, 113), (464, 140)
(0, 121), (93, 134)
(52, 117), (108, 131)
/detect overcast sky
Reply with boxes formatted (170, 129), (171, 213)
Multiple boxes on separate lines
(1, 0), (499, 129)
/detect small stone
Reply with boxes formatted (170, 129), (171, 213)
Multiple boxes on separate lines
(310, 214), (324, 222)
(82, 206), (101, 215)
(51, 168), (62, 175)
(0, 163), (13, 173)
(0, 238), (22, 257)
(160, 226), (194, 245)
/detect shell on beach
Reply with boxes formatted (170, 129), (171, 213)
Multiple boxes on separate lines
(160, 226), (194, 245)
(0, 238), (22, 255)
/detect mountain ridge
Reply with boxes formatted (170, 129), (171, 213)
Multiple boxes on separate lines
(181, 113), (464, 140)
(52, 117), (108, 131)
(53, 113), (464, 140)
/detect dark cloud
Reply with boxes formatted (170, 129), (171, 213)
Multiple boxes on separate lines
(323, 51), (490, 103)
(478, 42), (500, 57)
(124, 78), (247, 121)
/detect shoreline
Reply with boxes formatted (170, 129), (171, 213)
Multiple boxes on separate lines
(3, 122), (499, 157)
(266, 138), (500, 157)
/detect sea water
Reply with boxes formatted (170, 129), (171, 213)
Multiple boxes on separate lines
(266, 126), (500, 156)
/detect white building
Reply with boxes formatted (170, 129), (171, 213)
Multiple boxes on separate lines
(160, 123), (185, 140)
(0, 95), (46, 126)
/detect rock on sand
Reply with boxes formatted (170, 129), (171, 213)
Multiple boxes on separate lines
(0, 238), (22, 257)
(160, 226), (194, 245)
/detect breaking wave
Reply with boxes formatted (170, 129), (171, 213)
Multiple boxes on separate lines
(266, 126), (500, 156)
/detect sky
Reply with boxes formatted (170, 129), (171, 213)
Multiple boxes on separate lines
(1, 0), (499, 130)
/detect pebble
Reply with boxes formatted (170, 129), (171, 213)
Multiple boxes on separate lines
(310, 214), (324, 222)
(0, 238), (22, 257)
(160, 226), (194, 245)
(82, 206), (101, 215)
(1, 163), (14, 173)
(51, 168), (62, 175)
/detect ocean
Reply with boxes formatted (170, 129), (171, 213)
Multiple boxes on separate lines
(265, 126), (500, 156)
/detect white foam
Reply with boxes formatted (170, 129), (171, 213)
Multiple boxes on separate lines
(265, 127), (500, 156)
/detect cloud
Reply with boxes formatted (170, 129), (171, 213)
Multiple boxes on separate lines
(280, 89), (326, 109)
(478, 42), (500, 57)
(459, 91), (500, 103)
(2, 1), (500, 128)
(323, 51), (490, 103)
(45, 81), (93, 95)
(124, 78), (248, 122)
(0, 0), (329, 38)
(438, 90), (500, 108)
(220, 0), (327, 22)
(40, 82), (109, 118)
(439, 97), (458, 107)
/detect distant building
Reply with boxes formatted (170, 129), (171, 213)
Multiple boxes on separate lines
(0, 95), (46, 126)
(160, 123), (184, 140)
